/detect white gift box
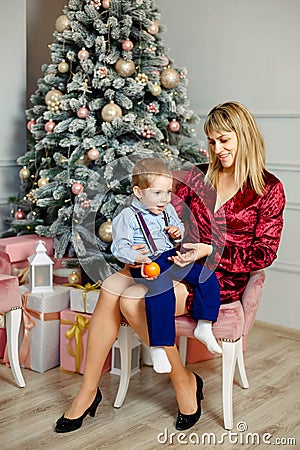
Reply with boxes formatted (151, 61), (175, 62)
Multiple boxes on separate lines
(70, 286), (100, 314)
(19, 284), (70, 373)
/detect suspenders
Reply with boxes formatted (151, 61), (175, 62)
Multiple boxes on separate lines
(130, 205), (174, 255)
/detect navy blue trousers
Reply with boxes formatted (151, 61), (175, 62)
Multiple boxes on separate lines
(130, 249), (220, 347)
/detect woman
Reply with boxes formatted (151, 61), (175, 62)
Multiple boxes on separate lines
(55, 101), (285, 433)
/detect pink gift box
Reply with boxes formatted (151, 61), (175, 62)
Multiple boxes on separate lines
(60, 309), (111, 375)
(0, 235), (53, 265)
(0, 327), (7, 359)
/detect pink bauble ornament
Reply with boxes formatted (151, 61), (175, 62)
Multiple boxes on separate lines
(78, 48), (90, 61)
(161, 55), (169, 66)
(102, 0), (110, 9)
(151, 70), (160, 77)
(168, 119), (180, 132)
(87, 148), (100, 160)
(148, 22), (159, 35)
(77, 106), (89, 119)
(45, 120), (56, 133)
(122, 39), (134, 51)
(71, 182), (84, 195)
(27, 119), (35, 131)
(14, 209), (26, 220)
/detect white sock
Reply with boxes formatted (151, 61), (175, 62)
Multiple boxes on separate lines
(193, 320), (223, 354)
(149, 347), (172, 373)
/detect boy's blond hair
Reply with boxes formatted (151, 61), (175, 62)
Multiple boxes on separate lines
(132, 158), (172, 189)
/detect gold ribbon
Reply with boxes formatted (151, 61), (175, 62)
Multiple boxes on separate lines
(61, 314), (90, 373)
(64, 281), (102, 313)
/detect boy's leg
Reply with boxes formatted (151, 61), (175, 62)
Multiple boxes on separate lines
(172, 264), (222, 354)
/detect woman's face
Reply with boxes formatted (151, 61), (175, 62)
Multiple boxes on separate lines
(207, 130), (238, 172)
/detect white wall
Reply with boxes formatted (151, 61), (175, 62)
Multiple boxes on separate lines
(157, 0), (300, 329)
(1, 0), (299, 329)
(0, 0), (26, 227)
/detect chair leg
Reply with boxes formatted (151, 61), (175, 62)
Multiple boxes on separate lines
(236, 337), (249, 389)
(113, 326), (132, 408)
(222, 340), (238, 430)
(5, 308), (25, 388)
(178, 336), (187, 366)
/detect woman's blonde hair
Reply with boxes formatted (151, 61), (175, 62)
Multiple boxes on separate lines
(204, 101), (266, 195)
(132, 158), (172, 189)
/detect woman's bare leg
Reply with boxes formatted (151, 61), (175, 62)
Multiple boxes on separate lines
(63, 268), (135, 419)
(120, 281), (198, 415)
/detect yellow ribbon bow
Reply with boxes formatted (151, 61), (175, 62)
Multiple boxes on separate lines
(65, 280), (102, 313)
(63, 314), (90, 373)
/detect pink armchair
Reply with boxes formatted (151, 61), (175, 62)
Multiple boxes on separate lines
(0, 252), (25, 387)
(113, 270), (265, 430)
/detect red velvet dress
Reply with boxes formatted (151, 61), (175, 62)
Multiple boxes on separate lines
(173, 164), (286, 304)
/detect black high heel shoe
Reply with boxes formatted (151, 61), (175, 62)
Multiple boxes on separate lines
(175, 373), (204, 431)
(55, 388), (102, 433)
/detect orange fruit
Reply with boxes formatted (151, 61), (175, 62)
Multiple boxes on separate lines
(144, 261), (160, 277)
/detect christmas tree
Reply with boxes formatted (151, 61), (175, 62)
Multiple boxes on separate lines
(4, 0), (207, 282)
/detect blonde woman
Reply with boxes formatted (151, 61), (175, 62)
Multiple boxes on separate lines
(55, 101), (285, 433)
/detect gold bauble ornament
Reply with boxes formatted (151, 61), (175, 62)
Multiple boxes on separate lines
(55, 14), (70, 33)
(45, 88), (63, 105)
(19, 167), (30, 180)
(38, 177), (49, 188)
(160, 68), (180, 90)
(98, 219), (112, 243)
(58, 60), (69, 73)
(101, 101), (122, 122)
(68, 271), (80, 285)
(115, 58), (136, 77)
(151, 83), (162, 96)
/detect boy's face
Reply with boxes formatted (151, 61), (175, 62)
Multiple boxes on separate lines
(134, 175), (173, 215)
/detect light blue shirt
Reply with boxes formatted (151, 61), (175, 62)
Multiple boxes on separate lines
(111, 196), (185, 264)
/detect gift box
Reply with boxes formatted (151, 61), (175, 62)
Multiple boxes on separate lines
(52, 258), (82, 286)
(17, 284), (70, 373)
(60, 308), (111, 375)
(69, 282), (101, 314)
(0, 315), (6, 359)
(0, 235), (53, 267)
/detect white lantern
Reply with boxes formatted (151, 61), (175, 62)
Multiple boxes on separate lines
(28, 240), (54, 293)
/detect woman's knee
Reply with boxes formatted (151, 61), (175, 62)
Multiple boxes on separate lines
(119, 284), (147, 319)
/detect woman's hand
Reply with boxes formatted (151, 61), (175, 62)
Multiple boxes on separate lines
(169, 243), (213, 267)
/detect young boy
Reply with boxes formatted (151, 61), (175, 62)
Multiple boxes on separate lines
(111, 158), (222, 373)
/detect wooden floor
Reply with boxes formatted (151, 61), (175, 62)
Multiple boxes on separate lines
(1, 322), (299, 450)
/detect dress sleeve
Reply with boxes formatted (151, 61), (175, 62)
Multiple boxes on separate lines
(216, 181), (286, 273)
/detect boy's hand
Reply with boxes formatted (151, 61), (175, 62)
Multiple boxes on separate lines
(125, 244), (150, 269)
(165, 226), (181, 240)
(134, 253), (152, 265)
